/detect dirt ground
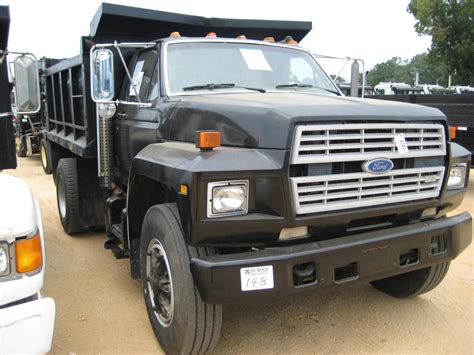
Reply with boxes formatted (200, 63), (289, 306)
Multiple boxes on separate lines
(6, 155), (474, 354)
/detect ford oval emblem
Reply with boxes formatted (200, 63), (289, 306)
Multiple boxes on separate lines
(362, 158), (394, 174)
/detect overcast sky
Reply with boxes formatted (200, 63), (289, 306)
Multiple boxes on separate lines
(1, 0), (431, 80)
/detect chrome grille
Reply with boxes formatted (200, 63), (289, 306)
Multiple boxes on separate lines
(291, 123), (446, 164)
(290, 123), (446, 215)
(291, 167), (444, 214)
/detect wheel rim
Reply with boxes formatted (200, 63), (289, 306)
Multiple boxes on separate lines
(57, 176), (67, 219)
(146, 239), (174, 327)
(41, 144), (47, 168)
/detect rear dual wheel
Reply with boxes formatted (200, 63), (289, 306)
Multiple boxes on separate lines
(140, 204), (222, 354)
(16, 136), (27, 157)
(40, 139), (53, 174)
(56, 158), (85, 235)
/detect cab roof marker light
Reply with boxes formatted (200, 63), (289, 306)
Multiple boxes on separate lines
(263, 37), (275, 42)
(170, 32), (181, 38)
(206, 32), (217, 38)
(236, 35), (247, 40)
(284, 35), (298, 45)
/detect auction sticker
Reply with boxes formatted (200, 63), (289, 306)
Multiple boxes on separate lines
(240, 265), (274, 291)
(394, 133), (409, 154)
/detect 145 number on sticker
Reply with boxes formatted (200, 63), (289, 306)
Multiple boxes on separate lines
(240, 265), (274, 291)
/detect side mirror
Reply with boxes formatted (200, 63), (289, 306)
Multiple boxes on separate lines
(13, 54), (40, 114)
(91, 48), (115, 102)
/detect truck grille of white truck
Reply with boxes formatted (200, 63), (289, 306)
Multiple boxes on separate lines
(290, 123), (446, 215)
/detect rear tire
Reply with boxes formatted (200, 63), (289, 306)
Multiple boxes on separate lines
(40, 139), (53, 174)
(370, 262), (450, 298)
(16, 136), (27, 157)
(56, 158), (85, 235)
(140, 203), (222, 355)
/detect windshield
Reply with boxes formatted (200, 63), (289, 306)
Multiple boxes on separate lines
(166, 41), (338, 95)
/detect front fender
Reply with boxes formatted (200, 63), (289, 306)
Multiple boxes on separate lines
(128, 142), (289, 245)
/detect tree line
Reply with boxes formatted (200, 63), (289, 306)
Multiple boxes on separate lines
(364, 0), (473, 87)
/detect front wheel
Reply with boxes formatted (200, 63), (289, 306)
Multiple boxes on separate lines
(140, 204), (222, 355)
(370, 262), (450, 298)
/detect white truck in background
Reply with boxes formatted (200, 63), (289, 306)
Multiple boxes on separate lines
(0, 174), (55, 353)
(0, 5), (55, 353)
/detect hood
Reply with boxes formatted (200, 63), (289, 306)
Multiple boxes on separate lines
(0, 173), (37, 239)
(168, 92), (446, 149)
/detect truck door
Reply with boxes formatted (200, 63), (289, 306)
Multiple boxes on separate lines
(115, 48), (161, 177)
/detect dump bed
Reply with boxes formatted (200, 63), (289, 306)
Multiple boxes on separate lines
(367, 94), (474, 126)
(41, 3), (312, 158)
(43, 49), (96, 157)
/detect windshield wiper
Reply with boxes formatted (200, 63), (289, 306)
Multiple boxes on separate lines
(275, 83), (340, 95)
(275, 83), (315, 89)
(183, 83), (265, 93)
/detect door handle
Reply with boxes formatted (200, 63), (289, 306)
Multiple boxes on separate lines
(116, 112), (127, 119)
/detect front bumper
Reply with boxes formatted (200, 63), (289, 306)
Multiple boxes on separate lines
(0, 296), (55, 353)
(191, 212), (472, 304)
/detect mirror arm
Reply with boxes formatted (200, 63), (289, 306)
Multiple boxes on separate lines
(0, 50), (7, 65)
(114, 99), (152, 108)
(114, 41), (142, 103)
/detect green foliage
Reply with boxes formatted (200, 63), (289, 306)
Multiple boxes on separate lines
(368, 53), (448, 86)
(408, 0), (474, 85)
(329, 74), (346, 83)
(368, 57), (411, 85)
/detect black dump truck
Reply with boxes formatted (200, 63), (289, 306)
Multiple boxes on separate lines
(18, 3), (472, 354)
(0, 6), (16, 170)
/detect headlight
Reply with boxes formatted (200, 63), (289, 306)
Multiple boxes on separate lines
(208, 180), (249, 217)
(447, 163), (467, 190)
(0, 246), (9, 275)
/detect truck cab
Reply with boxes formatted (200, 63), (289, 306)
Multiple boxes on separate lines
(18, 3), (472, 354)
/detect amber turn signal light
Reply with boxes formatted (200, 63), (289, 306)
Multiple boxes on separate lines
(196, 131), (221, 151)
(449, 126), (458, 140)
(16, 234), (43, 273)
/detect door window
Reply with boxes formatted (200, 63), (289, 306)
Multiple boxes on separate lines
(127, 49), (158, 102)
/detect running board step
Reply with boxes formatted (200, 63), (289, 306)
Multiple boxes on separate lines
(104, 236), (130, 259)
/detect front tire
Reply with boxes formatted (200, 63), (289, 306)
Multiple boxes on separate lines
(56, 158), (85, 235)
(371, 262), (450, 298)
(140, 204), (222, 355)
